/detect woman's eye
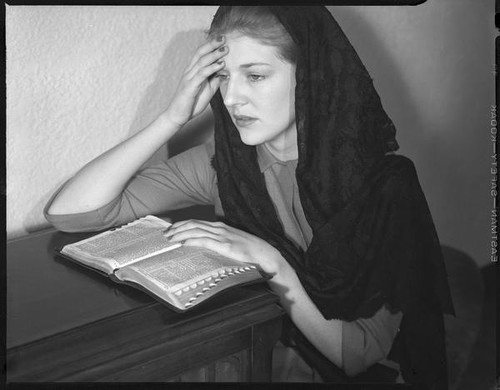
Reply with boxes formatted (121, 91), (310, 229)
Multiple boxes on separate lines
(215, 73), (229, 81)
(249, 74), (265, 82)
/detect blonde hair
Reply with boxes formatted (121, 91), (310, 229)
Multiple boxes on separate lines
(208, 6), (297, 64)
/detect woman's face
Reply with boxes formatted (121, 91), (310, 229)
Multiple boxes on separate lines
(216, 33), (297, 156)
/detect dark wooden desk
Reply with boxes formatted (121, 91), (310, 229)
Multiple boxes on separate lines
(6, 229), (284, 382)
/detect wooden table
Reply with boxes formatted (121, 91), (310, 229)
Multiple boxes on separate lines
(6, 228), (284, 382)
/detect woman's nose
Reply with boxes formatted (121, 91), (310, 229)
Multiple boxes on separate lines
(222, 79), (246, 108)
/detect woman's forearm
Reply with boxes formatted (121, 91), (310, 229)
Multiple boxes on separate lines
(47, 37), (227, 217)
(163, 221), (345, 370)
(47, 112), (182, 215)
(268, 257), (344, 370)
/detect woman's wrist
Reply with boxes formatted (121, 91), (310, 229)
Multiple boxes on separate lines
(267, 247), (296, 282)
(158, 110), (185, 133)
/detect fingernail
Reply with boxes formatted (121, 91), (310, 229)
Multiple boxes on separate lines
(217, 59), (224, 65)
(217, 35), (224, 42)
(219, 46), (226, 52)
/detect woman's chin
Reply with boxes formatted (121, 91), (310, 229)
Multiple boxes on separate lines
(238, 132), (264, 146)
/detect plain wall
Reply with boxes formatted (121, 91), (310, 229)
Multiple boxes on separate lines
(6, 2), (495, 266)
(6, 5), (217, 236)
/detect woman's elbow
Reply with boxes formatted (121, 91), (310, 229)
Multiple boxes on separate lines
(343, 355), (368, 377)
(342, 342), (388, 377)
(44, 217), (100, 233)
(43, 207), (111, 233)
(343, 355), (386, 377)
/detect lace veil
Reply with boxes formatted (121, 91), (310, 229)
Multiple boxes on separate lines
(209, 6), (454, 388)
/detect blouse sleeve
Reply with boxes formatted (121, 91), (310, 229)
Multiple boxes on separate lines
(342, 304), (402, 377)
(44, 142), (217, 232)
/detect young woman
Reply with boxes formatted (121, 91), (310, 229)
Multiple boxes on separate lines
(45, 6), (454, 388)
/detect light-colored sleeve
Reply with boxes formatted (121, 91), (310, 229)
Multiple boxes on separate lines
(44, 142), (217, 233)
(341, 305), (403, 377)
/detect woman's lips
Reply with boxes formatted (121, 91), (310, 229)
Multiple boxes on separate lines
(233, 115), (257, 127)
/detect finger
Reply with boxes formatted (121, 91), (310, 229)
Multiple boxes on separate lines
(185, 53), (226, 82)
(165, 221), (227, 239)
(181, 237), (231, 255)
(185, 45), (228, 79)
(185, 36), (225, 74)
(188, 60), (227, 87)
(178, 60), (225, 99)
(171, 219), (226, 229)
(186, 37), (224, 71)
(168, 227), (224, 243)
(166, 220), (226, 235)
(168, 219), (209, 232)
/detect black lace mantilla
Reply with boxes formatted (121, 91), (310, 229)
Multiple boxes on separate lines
(209, 6), (454, 389)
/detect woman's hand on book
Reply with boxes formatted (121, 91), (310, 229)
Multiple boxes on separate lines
(163, 219), (286, 276)
(163, 36), (228, 128)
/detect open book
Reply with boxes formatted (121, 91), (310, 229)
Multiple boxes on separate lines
(57, 215), (268, 312)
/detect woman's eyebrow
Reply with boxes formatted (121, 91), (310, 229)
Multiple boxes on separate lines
(239, 62), (271, 69)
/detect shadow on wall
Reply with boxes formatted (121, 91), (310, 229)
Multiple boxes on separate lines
(26, 197), (58, 234)
(27, 29), (214, 234)
(127, 29), (214, 166)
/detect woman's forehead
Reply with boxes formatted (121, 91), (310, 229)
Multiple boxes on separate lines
(223, 33), (287, 67)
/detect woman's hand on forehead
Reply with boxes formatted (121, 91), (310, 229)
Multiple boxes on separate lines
(163, 36), (228, 128)
(163, 219), (284, 276)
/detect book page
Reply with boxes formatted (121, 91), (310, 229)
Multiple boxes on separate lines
(62, 215), (180, 269)
(116, 246), (263, 311)
(122, 246), (241, 290)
